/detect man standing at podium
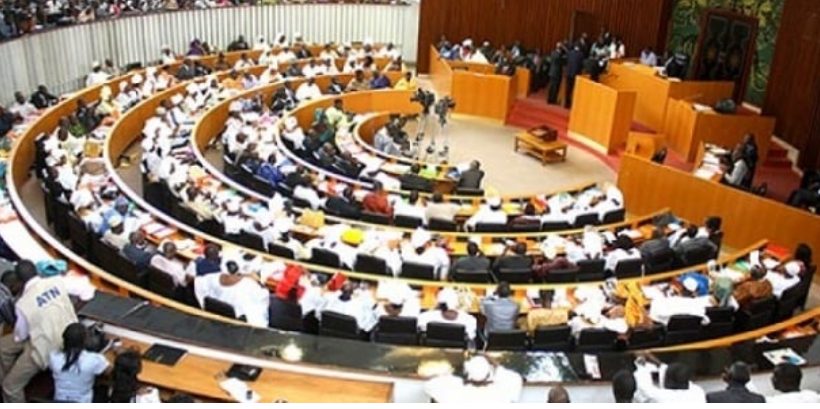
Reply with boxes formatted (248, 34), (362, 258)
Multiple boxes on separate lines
(547, 42), (564, 105)
(565, 44), (585, 109)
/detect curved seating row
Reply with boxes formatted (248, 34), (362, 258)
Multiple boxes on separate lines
(6, 43), (820, 380)
(125, 77), (698, 285)
(195, 85), (639, 239)
(6, 40), (812, 350)
(91, 65), (820, 352)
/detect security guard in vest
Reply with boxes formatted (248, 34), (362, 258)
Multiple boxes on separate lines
(0, 260), (78, 402)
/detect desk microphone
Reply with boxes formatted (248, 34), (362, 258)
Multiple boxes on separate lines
(118, 300), (150, 319)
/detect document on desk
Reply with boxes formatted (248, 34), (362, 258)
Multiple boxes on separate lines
(583, 354), (602, 379)
(219, 378), (261, 403)
(763, 348), (806, 366)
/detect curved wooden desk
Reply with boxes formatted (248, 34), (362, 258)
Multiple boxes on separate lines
(116, 338), (393, 403)
(192, 82), (667, 240)
(6, 44), (820, 399)
(428, 46), (528, 121)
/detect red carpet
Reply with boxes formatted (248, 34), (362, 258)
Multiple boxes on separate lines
(505, 94), (800, 203)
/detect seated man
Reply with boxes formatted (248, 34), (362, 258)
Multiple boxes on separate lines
(465, 197), (508, 231)
(101, 215), (129, 251)
(369, 71), (391, 90)
(295, 76), (322, 102)
(346, 69), (370, 92)
(424, 355), (523, 403)
(640, 227), (671, 260)
(605, 235), (641, 272)
(392, 190), (426, 224)
(186, 243), (222, 277)
(399, 163), (434, 193)
(122, 231), (157, 271)
(324, 187), (362, 220)
(418, 288), (477, 343)
(766, 363), (820, 402)
(492, 242), (533, 278)
(766, 261), (802, 299)
(425, 192), (460, 223)
(319, 281), (377, 333)
(150, 241), (191, 287)
(457, 160), (485, 190)
(733, 265), (773, 309)
(673, 227), (718, 265)
(634, 357), (705, 403)
(199, 261), (269, 327)
(706, 362), (765, 403)
(401, 230), (451, 280)
(450, 242), (491, 275)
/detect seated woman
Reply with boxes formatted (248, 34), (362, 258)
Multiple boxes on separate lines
(109, 349), (160, 403)
(310, 108), (334, 146)
(49, 323), (110, 403)
(733, 265), (773, 309)
(519, 290), (572, 333)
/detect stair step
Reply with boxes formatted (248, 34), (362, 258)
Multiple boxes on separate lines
(766, 148), (789, 159)
(762, 157), (794, 169)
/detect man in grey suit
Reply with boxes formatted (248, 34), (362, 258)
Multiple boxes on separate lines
(450, 242), (491, 276)
(706, 362), (765, 403)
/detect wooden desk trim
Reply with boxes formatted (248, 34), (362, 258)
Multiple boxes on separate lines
(618, 154), (820, 268)
(116, 338), (394, 403)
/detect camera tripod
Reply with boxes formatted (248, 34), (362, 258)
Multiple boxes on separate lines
(419, 113), (450, 163)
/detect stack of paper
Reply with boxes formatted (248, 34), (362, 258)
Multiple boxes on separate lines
(219, 378), (261, 403)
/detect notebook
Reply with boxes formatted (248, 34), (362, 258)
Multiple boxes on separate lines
(226, 363), (262, 382)
(142, 344), (187, 366)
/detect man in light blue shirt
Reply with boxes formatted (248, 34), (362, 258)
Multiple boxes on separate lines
(480, 282), (520, 336)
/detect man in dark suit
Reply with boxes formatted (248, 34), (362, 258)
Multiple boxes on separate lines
(399, 163), (434, 193)
(492, 242), (533, 278)
(457, 160), (484, 190)
(547, 42), (565, 105)
(706, 362), (765, 403)
(450, 242), (491, 275)
(639, 228), (672, 262)
(324, 187), (362, 220)
(674, 228), (718, 266)
(176, 59), (196, 80)
(564, 44), (585, 108)
(271, 81), (298, 113)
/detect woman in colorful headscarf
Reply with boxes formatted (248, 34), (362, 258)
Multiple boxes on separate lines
(310, 108), (334, 145)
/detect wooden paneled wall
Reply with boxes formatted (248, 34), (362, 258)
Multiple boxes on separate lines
(416, 0), (672, 72)
(763, 0), (820, 169)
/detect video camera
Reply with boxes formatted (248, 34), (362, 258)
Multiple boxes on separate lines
(410, 88), (436, 114)
(434, 96), (456, 125)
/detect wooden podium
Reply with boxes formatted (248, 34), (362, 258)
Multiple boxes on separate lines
(625, 132), (667, 161)
(664, 98), (776, 162)
(429, 46), (520, 122)
(567, 76), (637, 154)
(602, 61), (735, 131)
